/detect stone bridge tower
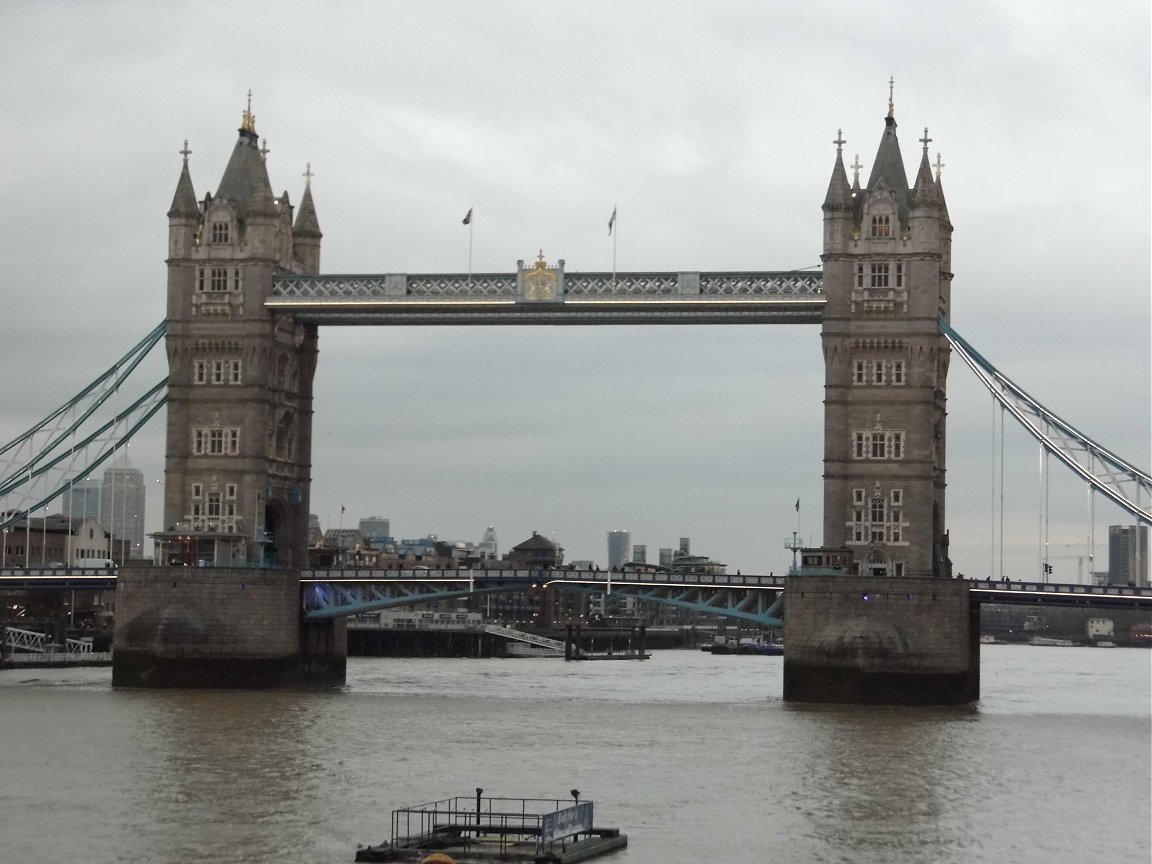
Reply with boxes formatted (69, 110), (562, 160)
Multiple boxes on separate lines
(158, 103), (321, 569)
(819, 98), (953, 579)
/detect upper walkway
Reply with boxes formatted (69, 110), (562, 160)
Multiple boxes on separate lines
(266, 270), (825, 325)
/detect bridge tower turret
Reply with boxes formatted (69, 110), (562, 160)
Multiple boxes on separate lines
(819, 96), (953, 579)
(157, 100), (320, 569)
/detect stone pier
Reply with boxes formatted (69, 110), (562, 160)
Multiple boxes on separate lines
(112, 567), (345, 688)
(783, 575), (978, 704)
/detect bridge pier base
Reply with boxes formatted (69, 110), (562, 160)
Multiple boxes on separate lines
(783, 575), (979, 705)
(112, 567), (345, 689)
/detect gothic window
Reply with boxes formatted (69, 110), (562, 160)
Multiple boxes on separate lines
(193, 360), (207, 384)
(855, 264), (865, 288)
(870, 497), (887, 542)
(225, 483), (237, 499)
(870, 435), (887, 459)
(870, 264), (889, 288)
(191, 426), (240, 456)
(206, 493), (222, 518)
(854, 360), (866, 384)
(197, 268), (205, 292)
(191, 483), (203, 499)
(872, 361), (885, 385)
(229, 359), (242, 384)
(211, 360), (226, 385)
(892, 360), (905, 385)
(210, 222), (230, 244)
(870, 215), (891, 238)
(233, 268), (242, 291)
(852, 430), (906, 460)
(853, 488), (865, 505)
(890, 489), (903, 506)
(895, 263), (904, 288)
(210, 268), (228, 292)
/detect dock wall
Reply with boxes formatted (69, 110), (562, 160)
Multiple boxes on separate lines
(783, 575), (979, 704)
(112, 567), (345, 688)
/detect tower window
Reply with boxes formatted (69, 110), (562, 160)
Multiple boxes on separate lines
(193, 360), (207, 384)
(854, 360), (866, 384)
(892, 360), (905, 385)
(855, 264), (865, 289)
(895, 263), (904, 288)
(210, 222), (230, 244)
(872, 361), (885, 385)
(210, 268), (228, 292)
(870, 264), (890, 288)
(870, 215), (891, 238)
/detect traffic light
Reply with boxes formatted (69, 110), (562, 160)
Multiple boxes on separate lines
(1043, 563), (1053, 575)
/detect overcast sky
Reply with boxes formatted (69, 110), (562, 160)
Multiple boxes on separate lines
(1, 1), (1148, 579)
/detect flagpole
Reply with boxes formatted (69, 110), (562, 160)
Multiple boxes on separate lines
(463, 207), (474, 287)
(608, 204), (617, 289)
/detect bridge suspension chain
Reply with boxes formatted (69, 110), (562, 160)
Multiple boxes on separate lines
(940, 319), (1151, 525)
(0, 323), (168, 533)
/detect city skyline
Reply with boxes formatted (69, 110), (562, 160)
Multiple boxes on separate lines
(0, 2), (1147, 577)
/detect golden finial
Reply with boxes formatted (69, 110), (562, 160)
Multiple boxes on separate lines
(241, 89), (257, 133)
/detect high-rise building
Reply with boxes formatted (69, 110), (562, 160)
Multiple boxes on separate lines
(608, 530), (631, 569)
(62, 478), (102, 522)
(359, 516), (390, 543)
(632, 544), (647, 564)
(1108, 525), (1149, 586)
(100, 466), (145, 558)
(679, 537), (691, 557)
(479, 525), (498, 559)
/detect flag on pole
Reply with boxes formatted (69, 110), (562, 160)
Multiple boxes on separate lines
(607, 205), (616, 236)
(462, 208), (472, 225)
(795, 498), (800, 512)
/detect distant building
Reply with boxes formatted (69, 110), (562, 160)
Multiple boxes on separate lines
(632, 544), (647, 564)
(62, 478), (102, 522)
(359, 516), (390, 543)
(659, 548), (674, 567)
(506, 532), (564, 568)
(100, 466), (145, 558)
(479, 525), (498, 559)
(1108, 525), (1149, 586)
(607, 530), (631, 570)
(1, 514), (129, 566)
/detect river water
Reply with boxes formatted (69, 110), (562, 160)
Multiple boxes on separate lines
(1, 646), (1148, 864)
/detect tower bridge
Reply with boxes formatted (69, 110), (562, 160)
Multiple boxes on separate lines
(3, 93), (1146, 701)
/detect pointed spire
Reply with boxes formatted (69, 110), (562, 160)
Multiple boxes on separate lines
(293, 163), (322, 238)
(215, 94), (275, 217)
(866, 83), (911, 222)
(911, 147), (941, 209)
(167, 140), (199, 218)
(823, 138), (852, 212)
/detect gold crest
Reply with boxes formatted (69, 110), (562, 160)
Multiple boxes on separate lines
(522, 251), (559, 301)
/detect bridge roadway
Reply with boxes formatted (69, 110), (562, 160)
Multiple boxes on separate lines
(3, 568), (1149, 620)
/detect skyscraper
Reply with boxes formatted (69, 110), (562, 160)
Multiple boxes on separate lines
(608, 530), (631, 569)
(100, 466), (145, 558)
(479, 525), (498, 559)
(62, 478), (102, 522)
(1108, 525), (1149, 586)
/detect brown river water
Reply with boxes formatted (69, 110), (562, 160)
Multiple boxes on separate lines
(1, 645), (1148, 864)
